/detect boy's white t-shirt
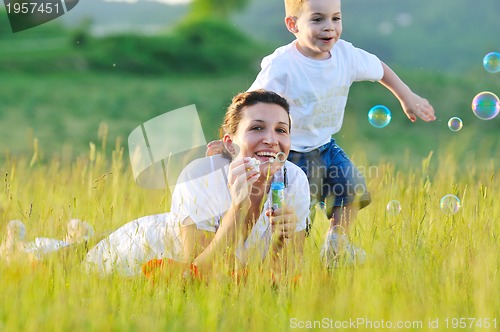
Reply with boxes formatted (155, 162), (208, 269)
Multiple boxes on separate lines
(171, 155), (310, 262)
(249, 39), (384, 152)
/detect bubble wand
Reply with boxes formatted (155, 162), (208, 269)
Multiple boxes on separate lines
(247, 152), (287, 212)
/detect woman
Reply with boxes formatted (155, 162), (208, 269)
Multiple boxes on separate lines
(85, 90), (310, 277)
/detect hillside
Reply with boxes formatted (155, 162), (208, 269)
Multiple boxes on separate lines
(5, 0), (497, 73)
(0, 0), (498, 163)
(234, 0), (500, 74)
(58, 0), (188, 35)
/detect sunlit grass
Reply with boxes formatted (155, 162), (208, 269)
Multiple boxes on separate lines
(0, 136), (498, 331)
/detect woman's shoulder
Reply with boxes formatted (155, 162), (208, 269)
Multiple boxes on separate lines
(284, 160), (303, 171)
(177, 154), (230, 184)
(284, 161), (308, 182)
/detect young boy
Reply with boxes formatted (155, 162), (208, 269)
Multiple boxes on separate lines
(209, 0), (436, 268)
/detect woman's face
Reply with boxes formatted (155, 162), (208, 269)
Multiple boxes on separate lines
(224, 102), (291, 175)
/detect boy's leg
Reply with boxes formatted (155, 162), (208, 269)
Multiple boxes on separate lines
(288, 141), (369, 229)
(326, 200), (358, 231)
(319, 140), (370, 267)
(320, 141), (370, 225)
(287, 149), (326, 233)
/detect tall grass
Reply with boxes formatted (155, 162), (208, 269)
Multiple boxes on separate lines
(0, 134), (498, 331)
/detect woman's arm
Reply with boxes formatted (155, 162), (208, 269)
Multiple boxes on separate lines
(180, 199), (251, 274)
(274, 229), (305, 270)
(267, 205), (305, 276)
(180, 222), (214, 263)
(180, 157), (262, 274)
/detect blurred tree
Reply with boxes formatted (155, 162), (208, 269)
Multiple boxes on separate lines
(190, 0), (249, 18)
(70, 18), (93, 47)
(0, 8), (11, 36)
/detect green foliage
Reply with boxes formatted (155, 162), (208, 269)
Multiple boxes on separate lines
(0, 72), (252, 160)
(0, 9), (67, 39)
(0, 11), (85, 73)
(0, 15), (267, 76)
(190, 0), (249, 18)
(82, 17), (266, 75)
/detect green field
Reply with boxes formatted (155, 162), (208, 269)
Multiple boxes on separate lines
(1, 69), (499, 331)
(1, 13), (499, 331)
(1, 68), (499, 169)
(0, 142), (498, 331)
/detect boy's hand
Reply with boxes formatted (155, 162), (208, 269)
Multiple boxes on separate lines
(206, 140), (225, 156)
(401, 92), (436, 122)
(379, 62), (436, 123)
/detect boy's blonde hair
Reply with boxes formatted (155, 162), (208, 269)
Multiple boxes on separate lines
(284, 0), (306, 17)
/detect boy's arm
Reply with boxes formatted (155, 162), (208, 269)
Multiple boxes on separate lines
(379, 61), (436, 122)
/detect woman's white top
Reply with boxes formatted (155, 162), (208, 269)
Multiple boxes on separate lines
(86, 155), (310, 276)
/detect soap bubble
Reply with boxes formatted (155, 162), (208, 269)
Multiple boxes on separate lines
(386, 200), (401, 215)
(483, 52), (500, 73)
(368, 105), (392, 128)
(439, 194), (461, 215)
(471, 92), (500, 120)
(447, 117), (463, 131)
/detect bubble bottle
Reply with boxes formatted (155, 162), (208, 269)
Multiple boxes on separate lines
(271, 166), (286, 210)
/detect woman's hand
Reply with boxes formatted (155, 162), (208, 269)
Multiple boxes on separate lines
(266, 205), (298, 243)
(227, 157), (260, 206)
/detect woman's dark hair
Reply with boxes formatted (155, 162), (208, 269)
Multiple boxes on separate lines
(220, 89), (291, 138)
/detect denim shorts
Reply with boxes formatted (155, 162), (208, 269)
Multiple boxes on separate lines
(288, 138), (371, 213)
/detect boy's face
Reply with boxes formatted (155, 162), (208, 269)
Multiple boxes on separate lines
(286, 0), (342, 60)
